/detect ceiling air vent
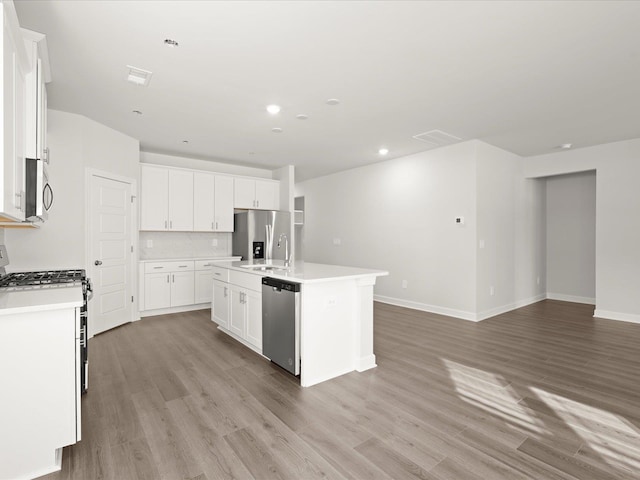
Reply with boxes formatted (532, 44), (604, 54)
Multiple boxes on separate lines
(412, 129), (462, 147)
(126, 65), (153, 86)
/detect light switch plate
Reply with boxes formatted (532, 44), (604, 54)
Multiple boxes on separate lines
(146, 239), (153, 248)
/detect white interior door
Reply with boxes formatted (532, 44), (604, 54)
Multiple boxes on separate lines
(89, 173), (133, 336)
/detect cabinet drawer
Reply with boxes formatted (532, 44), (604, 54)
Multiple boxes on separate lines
(211, 266), (229, 282)
(229, 270), (262, 292)
(195, 259), (221, 270)
(145, 261), (194, 273)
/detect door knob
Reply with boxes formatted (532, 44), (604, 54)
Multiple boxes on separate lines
(94, 260), (102, 266)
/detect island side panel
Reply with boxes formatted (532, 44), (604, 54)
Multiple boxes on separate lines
(300, 280), (357, 387)
(355, 276), (378, 371)
(0, 308), (77, 480)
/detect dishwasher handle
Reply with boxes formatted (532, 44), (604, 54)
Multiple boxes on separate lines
(261, 276), (300, 292)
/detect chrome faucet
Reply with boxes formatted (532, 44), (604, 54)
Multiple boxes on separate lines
(277, 233), (290, 267)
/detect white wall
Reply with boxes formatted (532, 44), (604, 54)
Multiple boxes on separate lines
(475, 142), (546, 319)
(546, 171), (596, 304)
(296, 141), (479, 319)
(4, 110), (139, 271)
(140, 151), (273, 178)
(524, 138), (640, 323)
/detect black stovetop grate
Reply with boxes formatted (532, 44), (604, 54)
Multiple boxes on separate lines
(0, 269), (86, 287)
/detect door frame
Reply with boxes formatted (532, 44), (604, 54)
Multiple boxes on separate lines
(85, 168), (138, 337)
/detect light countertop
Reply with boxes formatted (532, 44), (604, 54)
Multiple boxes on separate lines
(216, 260), (388, 284)
(0, 285), (84, 316)
(139, 256), (240, 263)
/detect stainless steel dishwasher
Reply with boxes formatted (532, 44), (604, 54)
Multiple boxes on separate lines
(262, 277), (301, 376)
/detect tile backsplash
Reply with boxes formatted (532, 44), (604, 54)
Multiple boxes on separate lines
(139, 232), (232, 260)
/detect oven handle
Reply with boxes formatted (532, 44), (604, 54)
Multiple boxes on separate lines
(86, 278), (94, 301)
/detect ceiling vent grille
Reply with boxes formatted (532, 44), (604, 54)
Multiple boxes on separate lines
(412, 129), (462, 147)
(126, 65), (153, 87)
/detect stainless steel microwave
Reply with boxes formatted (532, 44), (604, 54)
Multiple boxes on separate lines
(25, 157), (53, 222)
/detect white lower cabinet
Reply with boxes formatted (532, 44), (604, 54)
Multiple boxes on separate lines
(144, 272), (171, 310)
(143, 261), (195, 310)
(229, 284), (245, 338)
(212, 279), (230, 329)
(140, 258), (238, 315)
(213, 268), (262, 352)
(171, 271), (195, 306)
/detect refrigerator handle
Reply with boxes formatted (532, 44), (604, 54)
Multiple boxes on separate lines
(265, 224), (272, 261)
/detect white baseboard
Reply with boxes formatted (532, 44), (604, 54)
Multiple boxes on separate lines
(139, 303), (210, 318)
(547, 293), (595, 305)
(593, 309), (640, 325)
(475, 294), (547, 321)
(356, 354), (377, 372)
(374, 295), (477, 321)
(375, 293), (546, 322)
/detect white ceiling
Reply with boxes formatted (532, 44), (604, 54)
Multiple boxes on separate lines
(14, 0), (640, 180)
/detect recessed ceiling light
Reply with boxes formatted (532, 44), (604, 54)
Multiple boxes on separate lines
(132, 110), (143, 115)
(326, 98), (340, 105)
(296, 114), (308, 120)
(378, 148), (389, 155)
(266, 104), (281, 115)
(182, 140), (189, 144)
(558, 143), (573, 150)
(248, 151), (255, 155)
(164, 39), (179, 47)
(272, 127), (283, 133)
(126, 65), (152, 86)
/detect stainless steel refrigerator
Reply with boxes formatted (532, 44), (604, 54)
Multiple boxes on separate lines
(232, 210), (292, 262)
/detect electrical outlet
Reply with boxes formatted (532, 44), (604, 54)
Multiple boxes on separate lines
(401, 280), (408, 289)
(211, 239), (218, 247)
(146, 239), (153, 248)
(325, 297), (337, 308)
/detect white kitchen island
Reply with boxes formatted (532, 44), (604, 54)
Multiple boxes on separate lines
(211, 261), (388, 387)
(0, 287), (83, 480)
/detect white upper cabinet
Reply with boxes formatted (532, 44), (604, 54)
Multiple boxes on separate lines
(0, 3), (30, 222)
(141, 164), (281, 231)
(22, 29), (48, 163)
(140, 165), (193, 231)
(214, 175), (234, 230)
(193, 172), (215, 231)
(167, 169), (193, 231)
(140, 165), (169, 230)
(234, 177), (280, 210)
(193, 172), (234, 232)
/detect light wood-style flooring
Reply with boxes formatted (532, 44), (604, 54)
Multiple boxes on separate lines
(40, 300), (640, 480)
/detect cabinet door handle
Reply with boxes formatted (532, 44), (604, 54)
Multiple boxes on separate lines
(165, 220), (168, 229)
(214, 272), (221, 276)
(256, 200), (259, 208)
(178, 265), (188, 268)
(166, 275), (170, 283)
(172, 274), (175, 283)
(153, 266), (163, 269)
(211, 222), (214, 230)
(170, 220), (173, 229)
(215, 221), (218, 230)
(224, 287), (227, 297)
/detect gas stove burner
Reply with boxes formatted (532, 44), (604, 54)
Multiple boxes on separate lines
(0, 269), (86, 288)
